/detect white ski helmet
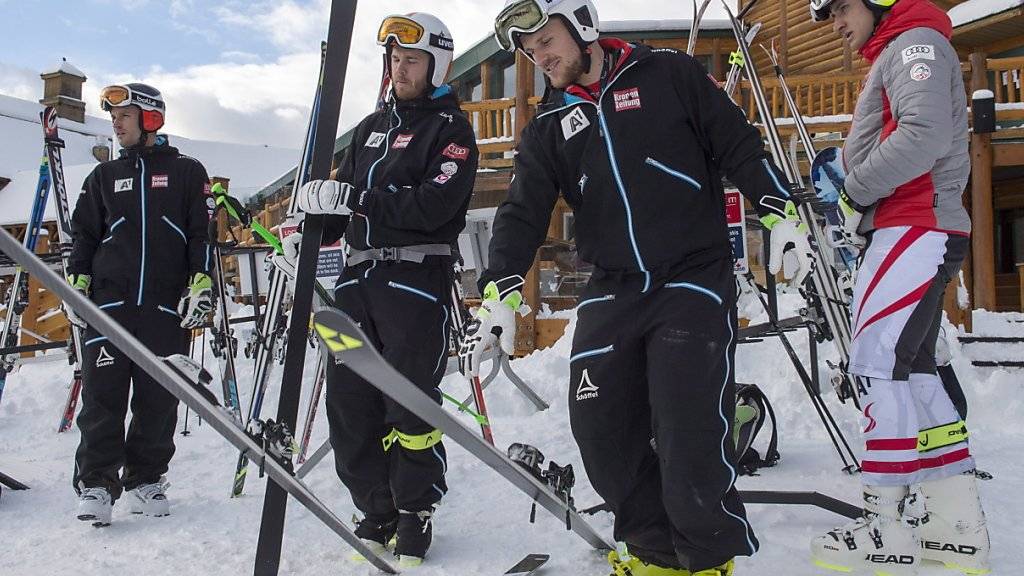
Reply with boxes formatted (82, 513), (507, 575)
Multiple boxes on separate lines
(494, 0), (600, 53)
(99, 83), (165, 132)
(810, 0), (899, 22)
(377, 13), (455, 89)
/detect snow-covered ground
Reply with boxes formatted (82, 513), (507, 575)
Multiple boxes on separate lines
(1, 303), (1021, 575)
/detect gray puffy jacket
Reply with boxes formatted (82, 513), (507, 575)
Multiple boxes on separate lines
(843, 0), (970, 235)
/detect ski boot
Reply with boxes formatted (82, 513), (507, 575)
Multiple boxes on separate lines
(395, 507), (434, 567)
(351, 512), (399, 560)
(693, 559), (734, 576)
(606, 547), (691, 575)
(127, 477), (170, 517)
(77, 486), (113, 527)
(914, 473), (990, 574)
(811, 485), (920, 575)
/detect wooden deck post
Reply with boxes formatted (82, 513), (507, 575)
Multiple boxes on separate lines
(969, 52), (996, 312)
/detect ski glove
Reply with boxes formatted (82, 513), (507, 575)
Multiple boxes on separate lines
(762, 200), (815, 288)
(272, 230), (302, 284)
(64, 274), (91, 330)
(177, 272), (214, 330)
(458, 275), (526, 378)
(837, 188), (867, 250)
(297, 180), (355, 216)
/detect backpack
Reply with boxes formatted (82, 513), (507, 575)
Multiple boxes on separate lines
(734, 383), (780, 475)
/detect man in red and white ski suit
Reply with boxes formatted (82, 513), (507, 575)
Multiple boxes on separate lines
(808, 0), (990, 574)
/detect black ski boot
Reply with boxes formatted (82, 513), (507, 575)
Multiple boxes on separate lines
(395, 507), (434, 566)
(353, 512), (398, 557)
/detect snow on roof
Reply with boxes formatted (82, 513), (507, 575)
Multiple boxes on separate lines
(601, 18), (734, 32)
(0, 93), (299, 224)
(949, 0), (1024, 27)
(42, 59), (86, 79)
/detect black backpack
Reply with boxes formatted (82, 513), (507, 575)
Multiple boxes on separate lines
(734, 383), (780, 475)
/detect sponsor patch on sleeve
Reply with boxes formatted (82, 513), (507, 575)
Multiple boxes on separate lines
(902, 44), (935, 65)
(433, 173), (452, 184)
(440, 161), (459, 176)
(442, 142), (470, 160)
(910, 63), (932, 82)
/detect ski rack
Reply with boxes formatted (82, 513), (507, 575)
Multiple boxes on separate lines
(0, 225), (397, 574)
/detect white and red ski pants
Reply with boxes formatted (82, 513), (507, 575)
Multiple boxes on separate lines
(849, 226), (973, 486)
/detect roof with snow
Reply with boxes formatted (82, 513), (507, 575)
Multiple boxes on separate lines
(0, 93), (300, 225)
(949, 0), (1024, 27)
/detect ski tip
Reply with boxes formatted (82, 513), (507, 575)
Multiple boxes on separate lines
(504, 553), (550, 574)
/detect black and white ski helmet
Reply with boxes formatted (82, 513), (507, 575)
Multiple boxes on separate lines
(495, 0), (600, 53)
(99, 83), (165, 132)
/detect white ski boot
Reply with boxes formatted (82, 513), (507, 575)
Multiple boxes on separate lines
(127, 478), (170, 517)
(77, 487), (113, 527)
(914, 473), (990, 574)
(811, 485), (920, 575)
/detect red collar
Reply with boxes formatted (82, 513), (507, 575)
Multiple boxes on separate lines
(859, 0), (952, 62)
(565, 38), (634, 102)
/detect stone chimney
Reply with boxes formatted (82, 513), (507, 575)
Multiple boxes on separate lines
(39, 58), (87, 124)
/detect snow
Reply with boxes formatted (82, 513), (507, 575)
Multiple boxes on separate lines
(948, 0), (1024, 27)
(1, 300), (1022, 575)
(42, 60), (86, 79)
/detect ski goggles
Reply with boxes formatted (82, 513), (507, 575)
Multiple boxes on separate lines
(99, 85), (163, 112)
(494, 0), (548, 52)
(377, 16), (425, 47)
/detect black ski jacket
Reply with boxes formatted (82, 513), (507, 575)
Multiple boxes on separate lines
(322, 86), (479, 250)
(480, 40), (793, 292)
(69, 136), (212, 305)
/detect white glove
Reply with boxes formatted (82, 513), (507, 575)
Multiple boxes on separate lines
(177, 273), (214, 329)
(272, 231), (302, 283)
(837, 187), (867, 250)
(765, 201), (815, 288)
(297, 180), (354, 216)
(64, 274), (91, 330)
(458, 276), (525, 378)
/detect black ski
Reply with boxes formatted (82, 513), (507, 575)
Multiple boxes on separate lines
(253, 1), (358, 574)
(504, 553), (550, 575)
(0, 215), (396, 574)
(313, 308), (614, 551)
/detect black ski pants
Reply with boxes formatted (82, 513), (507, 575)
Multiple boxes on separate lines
(73, 283), (187, 499)
(568, 257), (759, 571)
(325, 259), (450, 519)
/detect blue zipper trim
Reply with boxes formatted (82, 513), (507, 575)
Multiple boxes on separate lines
(665, 282), (723, 305)
(570, 344), (615, 364)
(161, 216), (187, 242)
(577, 294), (615, 312)
(157, 305), (180, 318)
(364, 106), (402, 255)
(762, 159), (790, 197)
(387, 281), (438, 303)
(433, 305), (450, 376)
(109, 216), (126, 233)
(98, 300), (124, 310)
(85, 336), (108, 347)
(645, 157), (702, 190)
(137, 158), (148, 306)
(595, 75), (650, 292)
(335, 279), (359, 294)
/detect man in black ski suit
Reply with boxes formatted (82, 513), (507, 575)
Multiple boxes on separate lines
(66, 83), (213, 527)
(275, 13), (477, 565)
(459, 2), (816, 575)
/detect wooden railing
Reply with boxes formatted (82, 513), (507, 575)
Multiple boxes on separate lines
(988, 56), (1024, 106)
(460, 96), (542, 169)
(740, 72), (863, 123)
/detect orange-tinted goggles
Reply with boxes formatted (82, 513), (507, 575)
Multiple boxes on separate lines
(99, 85), (131, 110)
(377, 16), (425, 47)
